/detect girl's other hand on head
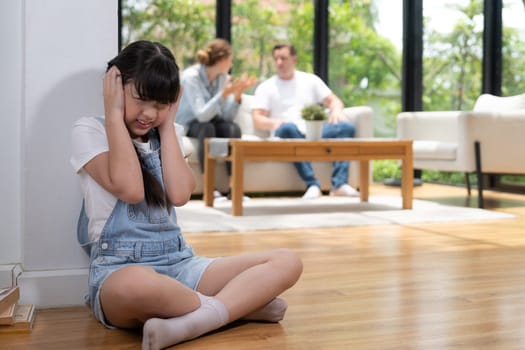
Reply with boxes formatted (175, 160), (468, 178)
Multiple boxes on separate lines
(158, 87), (183, 132)
(103, 66), (125, 122)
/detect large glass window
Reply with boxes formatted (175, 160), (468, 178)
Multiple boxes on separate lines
(496, 0), (525, 189)
(120, 1), (525, 189)
(232, 0), (404, 181)
(121, 0), (216, 69)
(330, 0), (403, 138)
(418, 0), (484, 184)
(502, 0), (525, 96)
(423, 0), (483, 111)
(232, 0), (404, 139)
(231, 0), (313, 92)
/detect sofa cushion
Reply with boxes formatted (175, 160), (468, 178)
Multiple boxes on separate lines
(181, 136), (198, 162)
(473, 93), (525, 112)
(235, 94), (255, 134)
(235, 94), (270, 138)
(413, 140), (457, 161)
(208, 138), (230, 157)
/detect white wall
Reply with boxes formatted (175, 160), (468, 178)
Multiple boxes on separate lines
(0, 0), (23, 286)
(0, 0), (118, 307)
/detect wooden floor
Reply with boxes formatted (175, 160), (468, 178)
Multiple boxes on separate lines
(4, 183), (525, 350)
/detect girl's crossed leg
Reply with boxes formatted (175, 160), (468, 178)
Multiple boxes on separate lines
(98, 249), (302, 349)
(143, 248), (302, 349)
(197, 248), (302, 320)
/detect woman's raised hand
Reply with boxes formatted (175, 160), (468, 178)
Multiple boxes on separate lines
(233, 73), (257, 93)
(228, 73), (257, 102)
(103, 66), (125, 123)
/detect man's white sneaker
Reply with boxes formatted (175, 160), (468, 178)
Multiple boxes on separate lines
(302, 185), (322, 199)
(330, 184), (359, 197)
(213, 190), (228, 203)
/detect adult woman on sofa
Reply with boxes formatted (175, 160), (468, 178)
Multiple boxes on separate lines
(71, 40), (303, 350)
(176, 38), (256, 201)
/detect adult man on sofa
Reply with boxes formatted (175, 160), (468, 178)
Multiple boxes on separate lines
(252, 44), (359, 199)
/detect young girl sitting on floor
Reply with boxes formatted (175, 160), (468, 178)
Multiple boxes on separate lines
(70, 40), (303, 350)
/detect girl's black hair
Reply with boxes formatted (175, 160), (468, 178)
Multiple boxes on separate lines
(107, 40), (180, 209)
(107, 40), (180, 104)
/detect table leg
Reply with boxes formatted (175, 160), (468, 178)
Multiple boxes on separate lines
(203, 139), (215, 207)
(230, 144), (245, 216)
(359, 160), (369, 202)
(401, 147), (414, 209)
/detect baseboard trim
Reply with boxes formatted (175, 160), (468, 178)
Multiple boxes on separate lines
(0, 264), (23, 287)
(18, 268), (89, 308)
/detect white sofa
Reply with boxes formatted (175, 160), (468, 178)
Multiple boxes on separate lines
(397, 93), (525, 207)
(182, 94), (374, 195)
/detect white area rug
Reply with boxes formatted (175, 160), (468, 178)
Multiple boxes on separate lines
(177, 196), (515, 233)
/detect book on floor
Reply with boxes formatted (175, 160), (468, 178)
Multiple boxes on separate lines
(0, 286), (19, 314)
(0, 303), (16, 325)
(0, 304), (36, 334)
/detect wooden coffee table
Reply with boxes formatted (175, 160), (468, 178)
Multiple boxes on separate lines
(204, 138), (413, 216)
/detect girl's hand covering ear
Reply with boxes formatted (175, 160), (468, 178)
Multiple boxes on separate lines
(103, 66), (125, 122)
(159, 87), (183, 132)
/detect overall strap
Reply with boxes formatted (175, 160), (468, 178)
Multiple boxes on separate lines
(76, 200), (94, 256)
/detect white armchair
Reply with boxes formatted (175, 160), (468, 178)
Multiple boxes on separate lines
(397, 93), (525, 208)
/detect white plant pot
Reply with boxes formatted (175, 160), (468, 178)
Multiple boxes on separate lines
(305, 120), (325, 140)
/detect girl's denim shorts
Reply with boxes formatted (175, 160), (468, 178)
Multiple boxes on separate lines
(86, 239), (215, 329)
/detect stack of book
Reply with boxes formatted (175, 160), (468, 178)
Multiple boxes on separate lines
(0, 286), (36, 334)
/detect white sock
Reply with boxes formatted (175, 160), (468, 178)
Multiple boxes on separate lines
(142, 293), (229, 350)
(242, 298), (288, 322)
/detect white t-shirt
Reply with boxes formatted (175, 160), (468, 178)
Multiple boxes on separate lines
(252, 70), (332, 133)
(70, 116), (185, 242)
(70, 116), (118, 243)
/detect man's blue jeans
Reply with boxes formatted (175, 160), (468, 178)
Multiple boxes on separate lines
(274, 121), (355, 189)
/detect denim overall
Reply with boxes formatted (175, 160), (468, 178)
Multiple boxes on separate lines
(77, 123), (213, 328)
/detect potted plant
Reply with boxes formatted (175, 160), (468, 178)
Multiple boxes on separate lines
(301, 104), (327, 140)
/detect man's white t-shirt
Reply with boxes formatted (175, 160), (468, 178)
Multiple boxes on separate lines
(252, 70), (332, 133)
